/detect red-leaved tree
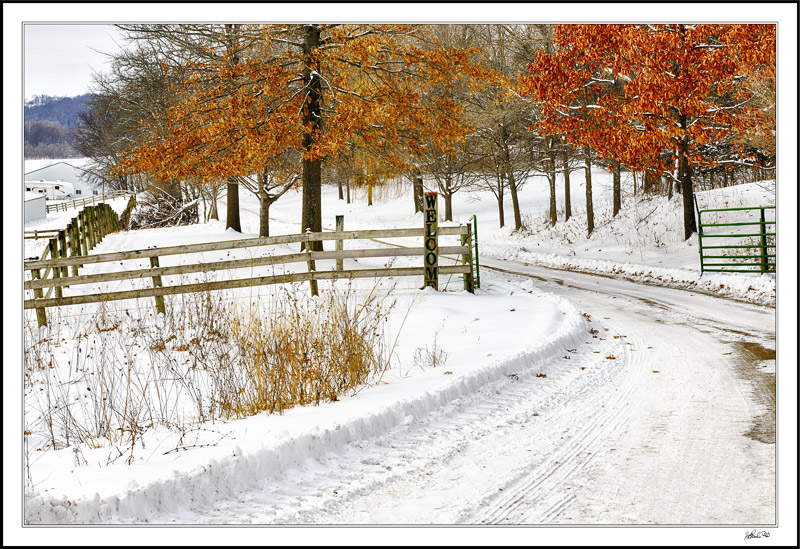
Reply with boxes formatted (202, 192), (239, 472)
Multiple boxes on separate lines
(521, 24), (776, 240)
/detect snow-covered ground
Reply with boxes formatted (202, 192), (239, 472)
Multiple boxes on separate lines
(9, 160), (795, 545)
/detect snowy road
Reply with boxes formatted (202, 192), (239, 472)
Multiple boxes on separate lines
(168, 259), (775, 525)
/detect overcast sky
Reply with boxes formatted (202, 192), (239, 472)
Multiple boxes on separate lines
(24, 24), (124, 100)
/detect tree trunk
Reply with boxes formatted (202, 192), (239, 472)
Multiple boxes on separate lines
(443, 192), (454, 222)
(226, 176), (241, 232)
(547, 138), (557, 226)
(413, 170), (424, 213)
(584, 146), (594, 236)
(507, 168), (522, 230)
(259, 189), (270, 237)
(223, 25), (242, 232)
(645, 170), (657, 195)
(679, 137), (697, 240)
(563, 149), (571, 221)
(497, 191), (505, 229)
(612, 158), (621, 217)
(668, 171), (674, 200)
(301, 156), (322, 250)
(499, 125), (522, 231)
(367, 175), (373, 206)
(493, 168), (506, 228)
(300, 25), (323, 251)
(337, 178), (344, 200)
(210, 184), (219, 220)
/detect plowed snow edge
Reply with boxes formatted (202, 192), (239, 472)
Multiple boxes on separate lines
(24, 293), (586, 524)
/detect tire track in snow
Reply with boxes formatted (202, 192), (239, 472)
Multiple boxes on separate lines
(466, 308), (646, 525)
(476, 260), (775, 525)
(193, 324), (626, 524)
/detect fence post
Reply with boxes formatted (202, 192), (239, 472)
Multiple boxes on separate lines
(120, 194), (136, 229)
(759, 207), (768, 273)
(471, 214), (480, 289)
(696, 209), (705, 274)
(107, 204), (116, 233)
(100, 204), (107, 238)
(305, 228), (319, 297)
(78, 210), (89, 256)
(423, 192), (438, 290)
(97, 205), (105, 240)
(58, 229), (69, 285)
(111, 204), (120, 232)
(149, 256), (166, 314)
(49, 238), (63, 299)
(31, 268), (48, 328)
(68, 222), (80, 276)
(461, 224), (474, 293)
(89, 206), (98, 249)
(335, 215), (344, 272)
(85, 207), (94, 250)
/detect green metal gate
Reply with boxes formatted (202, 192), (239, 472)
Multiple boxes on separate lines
(696, 205), (776, 274)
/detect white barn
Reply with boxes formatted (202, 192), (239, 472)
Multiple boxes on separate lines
(23, 161), (108, 197)
(24, 191), (46, 223)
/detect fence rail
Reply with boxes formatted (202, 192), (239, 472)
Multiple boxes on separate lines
(24, 196), (477, 327)
(696, 205), (776, 274)
(23, 229), (61, 240)
(45, 190), (133, 214)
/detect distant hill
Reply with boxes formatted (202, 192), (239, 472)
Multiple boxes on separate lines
(24, 94), (92, 158)
(24, 94), (92, 128)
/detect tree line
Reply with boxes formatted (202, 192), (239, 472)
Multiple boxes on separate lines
(73, 24), (775, 241)
(24, 94), (93, 159)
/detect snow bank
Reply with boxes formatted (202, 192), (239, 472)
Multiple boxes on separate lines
(24, 284), (587, 524)
(484, 247), (776, 306)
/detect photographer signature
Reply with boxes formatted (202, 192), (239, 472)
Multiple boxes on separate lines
(744, 529), (770, 540)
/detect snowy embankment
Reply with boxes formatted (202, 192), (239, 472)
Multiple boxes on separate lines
(483, 247), (776, 306)
(475, 180), (776, 307)
(25, 278), (587, 523)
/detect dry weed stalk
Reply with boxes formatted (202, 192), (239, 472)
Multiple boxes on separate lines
(23, 280), (399, 466)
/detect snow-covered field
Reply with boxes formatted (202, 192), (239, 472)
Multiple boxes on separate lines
(9, 161), (795, 545)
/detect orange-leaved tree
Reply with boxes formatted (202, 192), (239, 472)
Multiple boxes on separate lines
(116, 24), (500, 246)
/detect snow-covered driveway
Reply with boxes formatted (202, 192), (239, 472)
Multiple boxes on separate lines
(476, 258), (776, 525)
(166, 260), (776, 525)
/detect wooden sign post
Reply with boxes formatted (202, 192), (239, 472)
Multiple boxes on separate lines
(423, 192), (438, 290)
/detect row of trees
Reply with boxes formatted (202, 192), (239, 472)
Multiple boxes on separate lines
(24, 120), (78, 158)
(74, 24), (775, 241)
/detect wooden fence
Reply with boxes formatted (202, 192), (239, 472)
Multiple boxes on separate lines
(45, 190), (134, 213)
(24, 226), (475, 328)
(24, 196), (138, 327)
(24, 196), (476, 327)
